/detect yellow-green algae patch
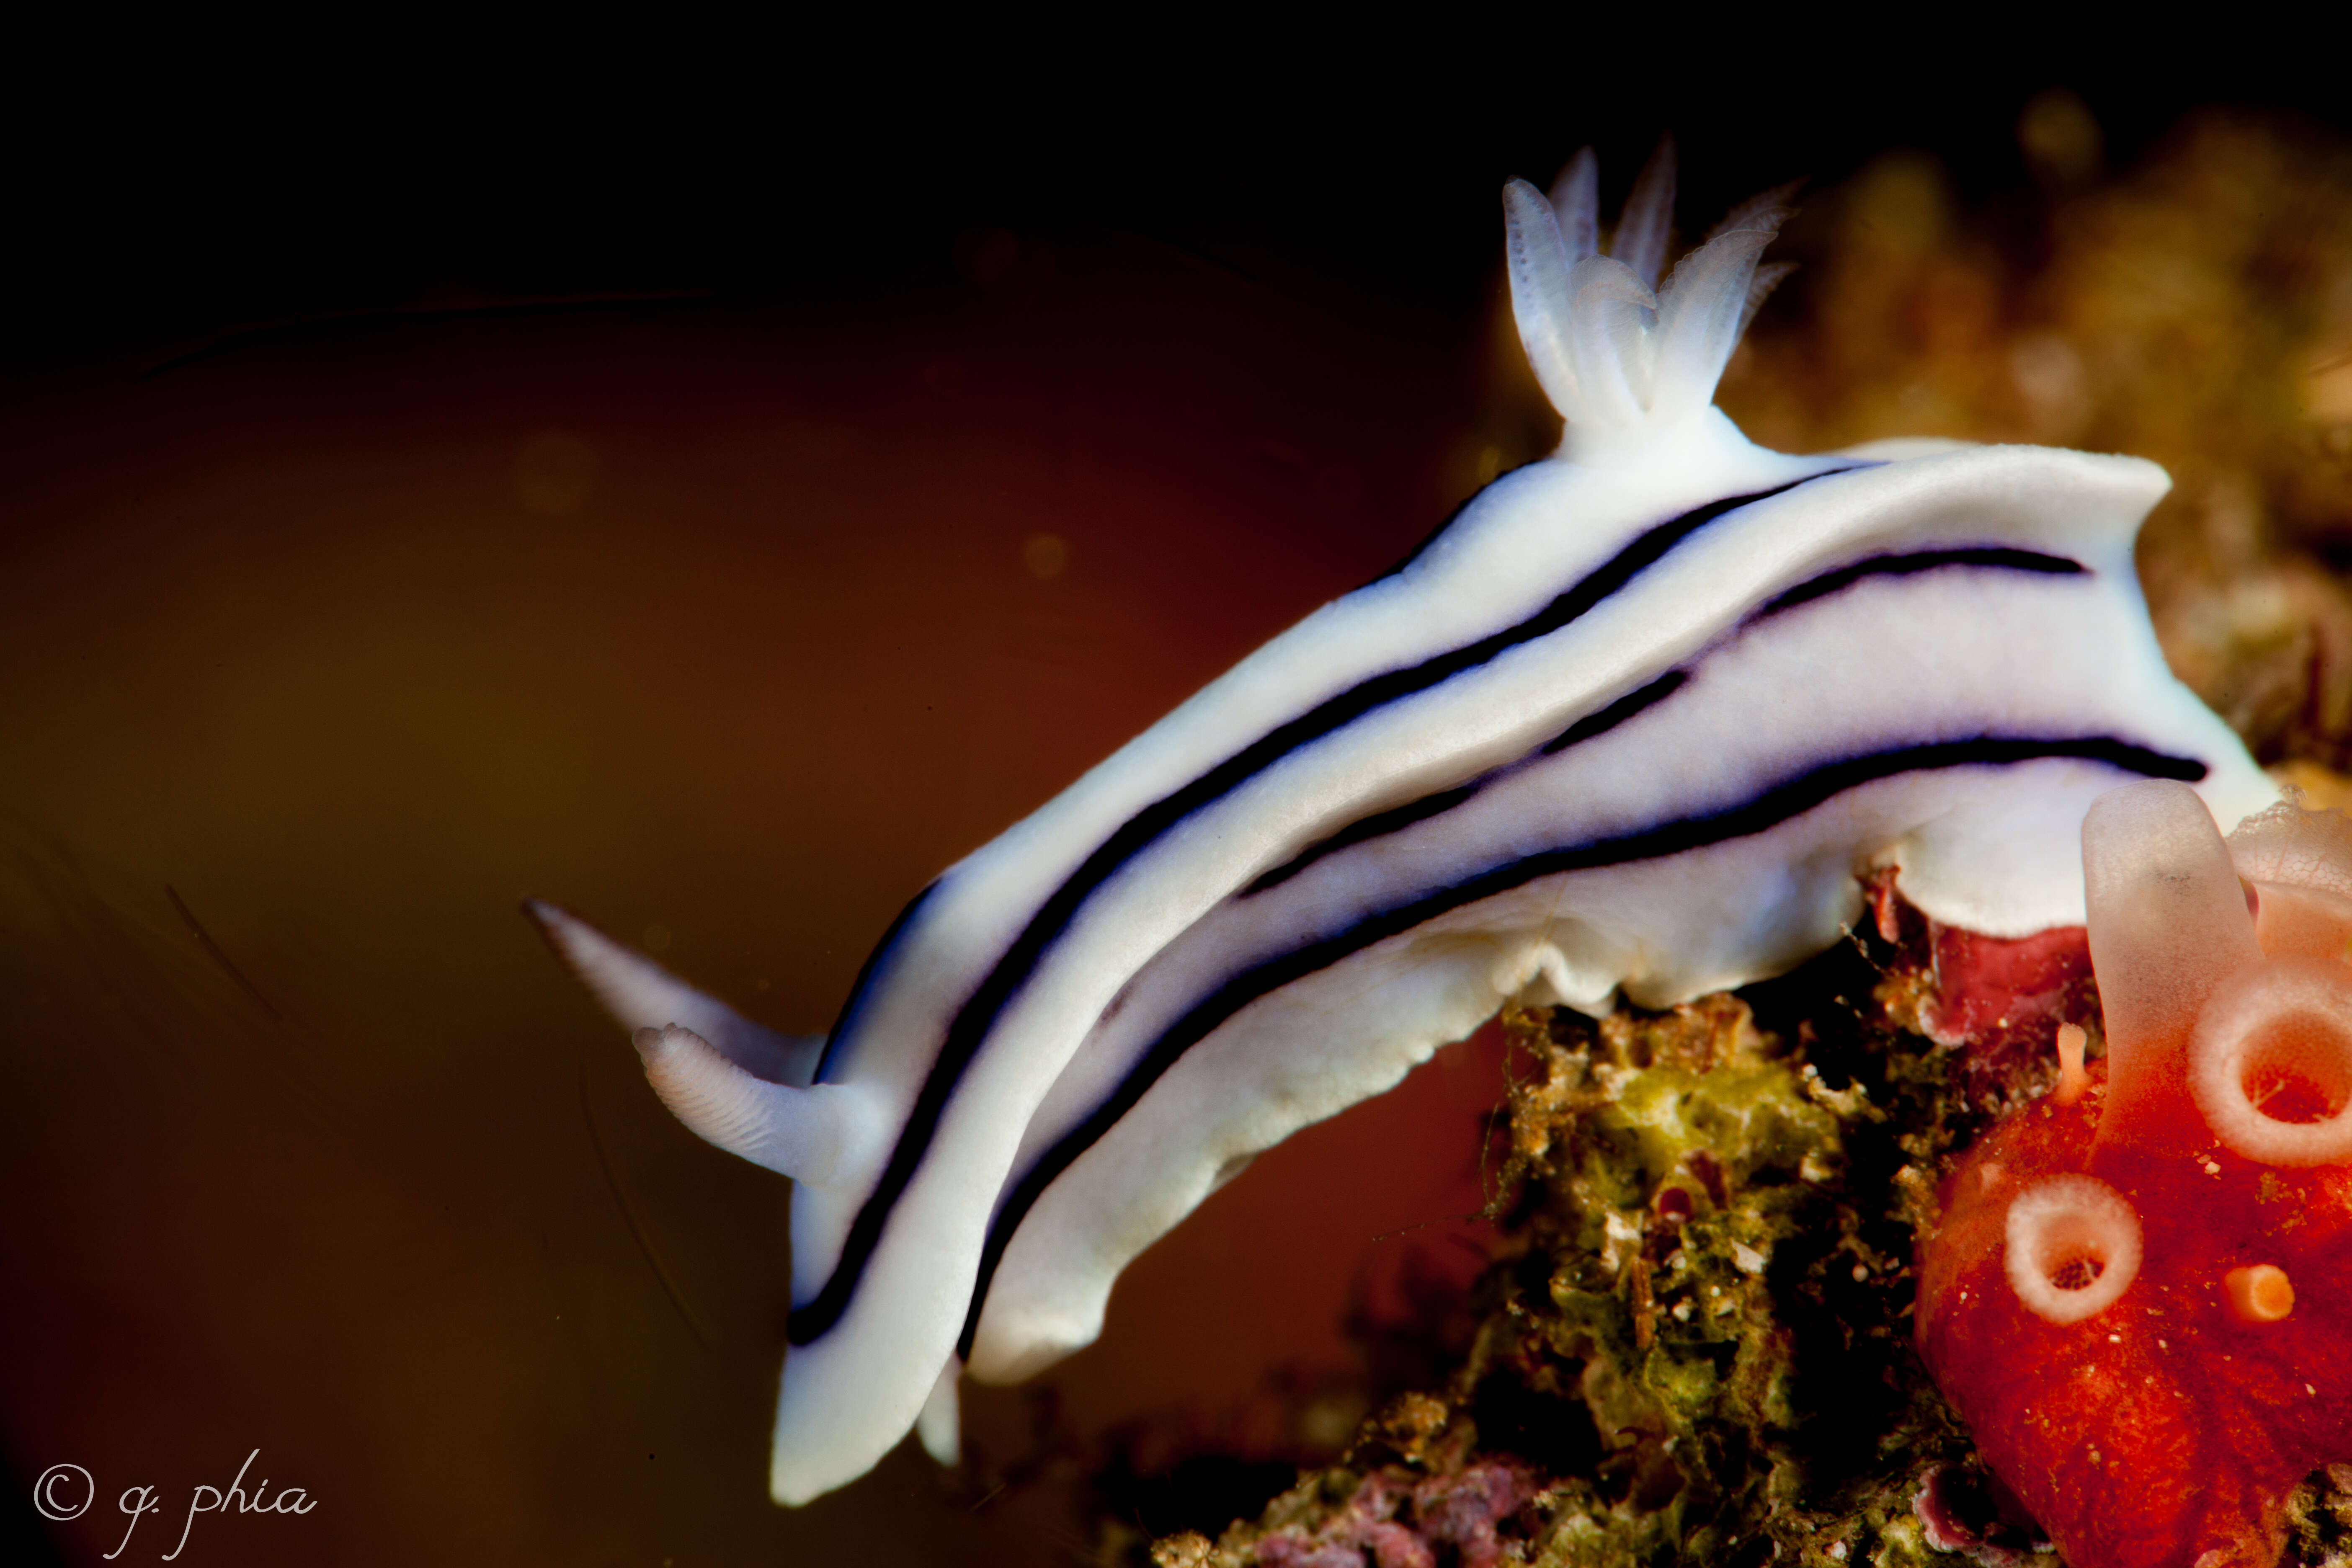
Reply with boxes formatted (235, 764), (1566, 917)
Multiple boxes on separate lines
(1155, 953), (2040, 1568)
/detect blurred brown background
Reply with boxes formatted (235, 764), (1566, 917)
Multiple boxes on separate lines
(5, 39), (2350, 1568)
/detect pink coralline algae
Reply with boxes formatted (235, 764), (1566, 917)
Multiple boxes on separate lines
(1917, 782), (2352, 1568)
(1238, 1461), (1537, 1568)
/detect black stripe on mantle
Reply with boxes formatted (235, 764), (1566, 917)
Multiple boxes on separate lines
(789, 468), (1851, 1345)
(1234, 543), (2082, 903)
(950, 732), (2205, 1357)
(1751, 546), (2082, 621)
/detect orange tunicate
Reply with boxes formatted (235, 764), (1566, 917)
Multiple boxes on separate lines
(1917, 783), (2352, 1568)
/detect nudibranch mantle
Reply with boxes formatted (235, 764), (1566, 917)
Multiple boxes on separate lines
(530, 145), (2274, 1504)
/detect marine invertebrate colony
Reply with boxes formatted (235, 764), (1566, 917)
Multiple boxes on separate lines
(531, 146), (2272, 1504)
(1918, 783), (2352, 1568)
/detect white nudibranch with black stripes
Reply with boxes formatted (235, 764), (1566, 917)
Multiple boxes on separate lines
(527, 143), (2277, 1504)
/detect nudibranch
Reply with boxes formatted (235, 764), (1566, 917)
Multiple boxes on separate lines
(1918, 783), (2352, 1568)
(530, 145), (2273, 1504)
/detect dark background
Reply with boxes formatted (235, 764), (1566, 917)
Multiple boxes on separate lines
(4, 39), (2346, 1568)
(12, 41), (2346, 378)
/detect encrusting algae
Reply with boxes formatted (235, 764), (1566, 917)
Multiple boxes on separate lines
(1151, 921), (2015, 1568)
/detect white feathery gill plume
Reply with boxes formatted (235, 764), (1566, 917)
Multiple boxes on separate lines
(1505, 137), (1796, 454)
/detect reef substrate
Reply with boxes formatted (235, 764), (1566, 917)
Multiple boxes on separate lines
(1148, 914), (2352, 1568)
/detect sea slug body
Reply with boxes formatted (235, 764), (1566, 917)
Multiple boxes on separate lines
(532, 143), (2273, 1504)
